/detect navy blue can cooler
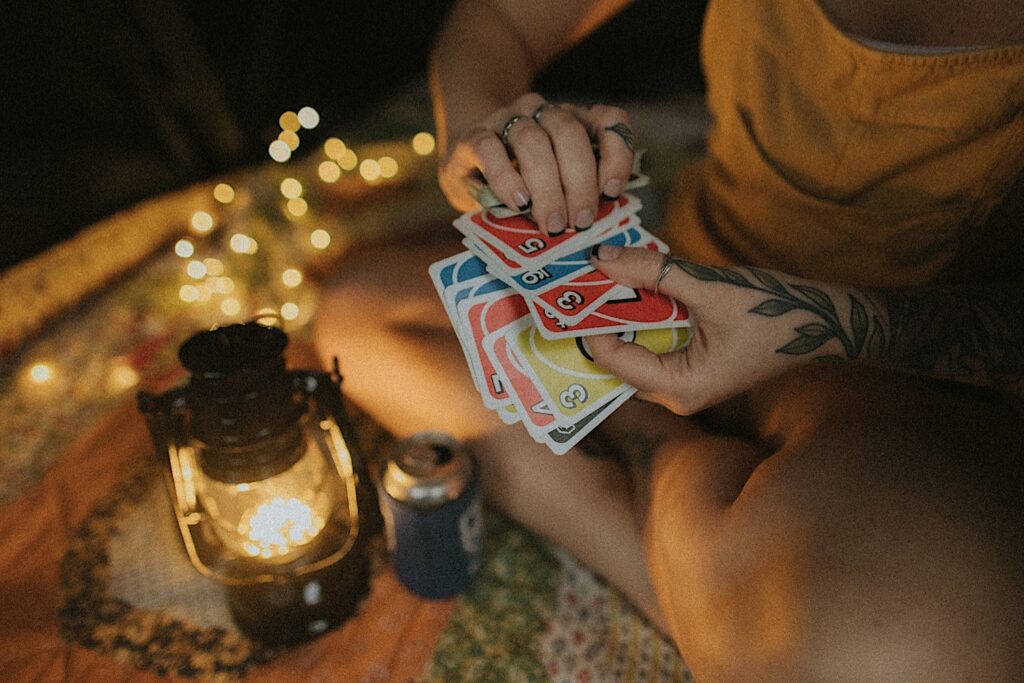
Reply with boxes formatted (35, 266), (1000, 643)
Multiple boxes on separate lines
(379, 433), (483, 599)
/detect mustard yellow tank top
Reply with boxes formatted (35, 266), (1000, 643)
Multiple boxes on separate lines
(665, 0), (1024, 287)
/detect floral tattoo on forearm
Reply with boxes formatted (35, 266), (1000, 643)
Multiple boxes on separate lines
(883, 287), (1024, 393)
(669, 258), (1024, 394)
(669, 258), (887, 359)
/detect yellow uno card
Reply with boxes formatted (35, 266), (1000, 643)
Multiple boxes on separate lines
(507, 325), (691, 427)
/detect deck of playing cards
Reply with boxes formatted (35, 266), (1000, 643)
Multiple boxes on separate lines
(429, 187), (692, 455)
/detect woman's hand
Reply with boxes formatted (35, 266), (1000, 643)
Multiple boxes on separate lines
(587, 245), (889, 414)
(438, 92), (636, 236)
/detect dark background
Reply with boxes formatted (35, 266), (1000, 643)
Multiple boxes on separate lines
(1, 0), (706, 270)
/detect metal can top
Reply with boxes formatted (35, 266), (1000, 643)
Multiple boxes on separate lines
(382, 432), (474, 508)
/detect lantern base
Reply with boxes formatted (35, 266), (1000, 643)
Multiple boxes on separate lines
(225, 536), (372, 646)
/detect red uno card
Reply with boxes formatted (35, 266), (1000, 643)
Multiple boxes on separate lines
(462, 236), (521, 274)
(456, 194), (639, 268)
(531, 287), (691, 339)
(485, 327), (557, 434)
(459, 290), (530, 408)
(529, 270), (636, 326)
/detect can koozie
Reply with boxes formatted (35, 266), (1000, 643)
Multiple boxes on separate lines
(378, 433), (484, 598)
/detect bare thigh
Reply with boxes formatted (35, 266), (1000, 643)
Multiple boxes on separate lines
(315, 238), (1024, 681)
(643, 364), (1024, 681)
(313, 236), (669, 626)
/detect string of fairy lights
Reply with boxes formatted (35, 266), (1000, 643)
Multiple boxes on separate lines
(17, 106), (438, 399)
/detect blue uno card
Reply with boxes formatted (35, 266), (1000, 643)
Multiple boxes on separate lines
(441, 251), (490, 289)
(507, 226), (649, 294)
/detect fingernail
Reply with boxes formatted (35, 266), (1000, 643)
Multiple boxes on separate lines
(547, 211), (566, 233)
(591, 244), (623, 260)
(574, 208), (594, 231)
(602, 179), (623, 198)
(514, 192), (531, 210)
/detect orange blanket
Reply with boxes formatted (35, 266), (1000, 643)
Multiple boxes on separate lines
(0, 400), (455, 682)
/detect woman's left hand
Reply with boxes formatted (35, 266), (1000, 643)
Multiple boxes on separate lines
(587, 245), (886, 414)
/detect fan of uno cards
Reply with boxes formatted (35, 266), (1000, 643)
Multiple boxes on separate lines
(429, 188), (692, 455)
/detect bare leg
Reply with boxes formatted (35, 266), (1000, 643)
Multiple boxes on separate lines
(315, 239), (1024, 680)
(639, 365), (1024, 681)
(313, 237), (672, 629)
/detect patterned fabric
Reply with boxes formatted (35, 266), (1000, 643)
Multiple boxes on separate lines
(56, 450), (690, 681)
(423, 514), (560, 681)
(538, 549), (691, 683)
(60, 464), (277, 678)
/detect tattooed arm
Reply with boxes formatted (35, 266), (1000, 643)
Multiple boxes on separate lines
(586, 245), (1024, 415)
(881, 287), (1024, 396)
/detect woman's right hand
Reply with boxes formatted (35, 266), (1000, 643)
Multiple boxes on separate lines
(438, 92), (637, 236)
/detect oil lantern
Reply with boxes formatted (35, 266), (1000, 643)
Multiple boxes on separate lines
(138, 322), (379, 644)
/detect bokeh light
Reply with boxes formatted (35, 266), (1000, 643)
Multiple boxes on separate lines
(281, 268), (303, 288)
(220, 297), (242, 316)
(297, 107), (320, 129)
(280, 302), (300, 320)
(186, 260), (208, 279)
(338, 149), (358, 171)
(211, 276), (235, 294)
(229, 233), (258, 255)
(174, 239), (195, 258)
(278, 130), (300, 151)
(269, 140), (292, 162)
(412, 132), (436, 155)
(191, 211), (215, 234)
(279, 111), (301, 132)
(324, 137), (346, 159)
(179, 284), (200, 303)
(359, 159), (382, 182)
(27, 362), (54, 385)
(318, 160), (341, 183)
(107, 360), (140, 392)
(310, 229), (331, 250)
(287, 198), (309, 217)
(379, 156), (399, 178)
(280, 178), (303, 199)
(255, 308), (280, 326)
(203, 258), (224, 276)
(213, 183), (236, 204)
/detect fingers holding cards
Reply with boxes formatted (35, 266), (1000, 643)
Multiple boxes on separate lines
(431, 157), (694, 453)
(509, 324), (689, 427)
(584, 330), (690, 397)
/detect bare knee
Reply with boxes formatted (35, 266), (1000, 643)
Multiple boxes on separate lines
(652, 486), (1024, 681)
(646, 367), (1024, 680)
(313, 238), (493, 438)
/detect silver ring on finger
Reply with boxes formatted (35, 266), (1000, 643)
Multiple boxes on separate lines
(500, 115), (524, 150)
(531, 102), (558, 123)
(654, 253), (674, 296)
(604, 122), (636, 152)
